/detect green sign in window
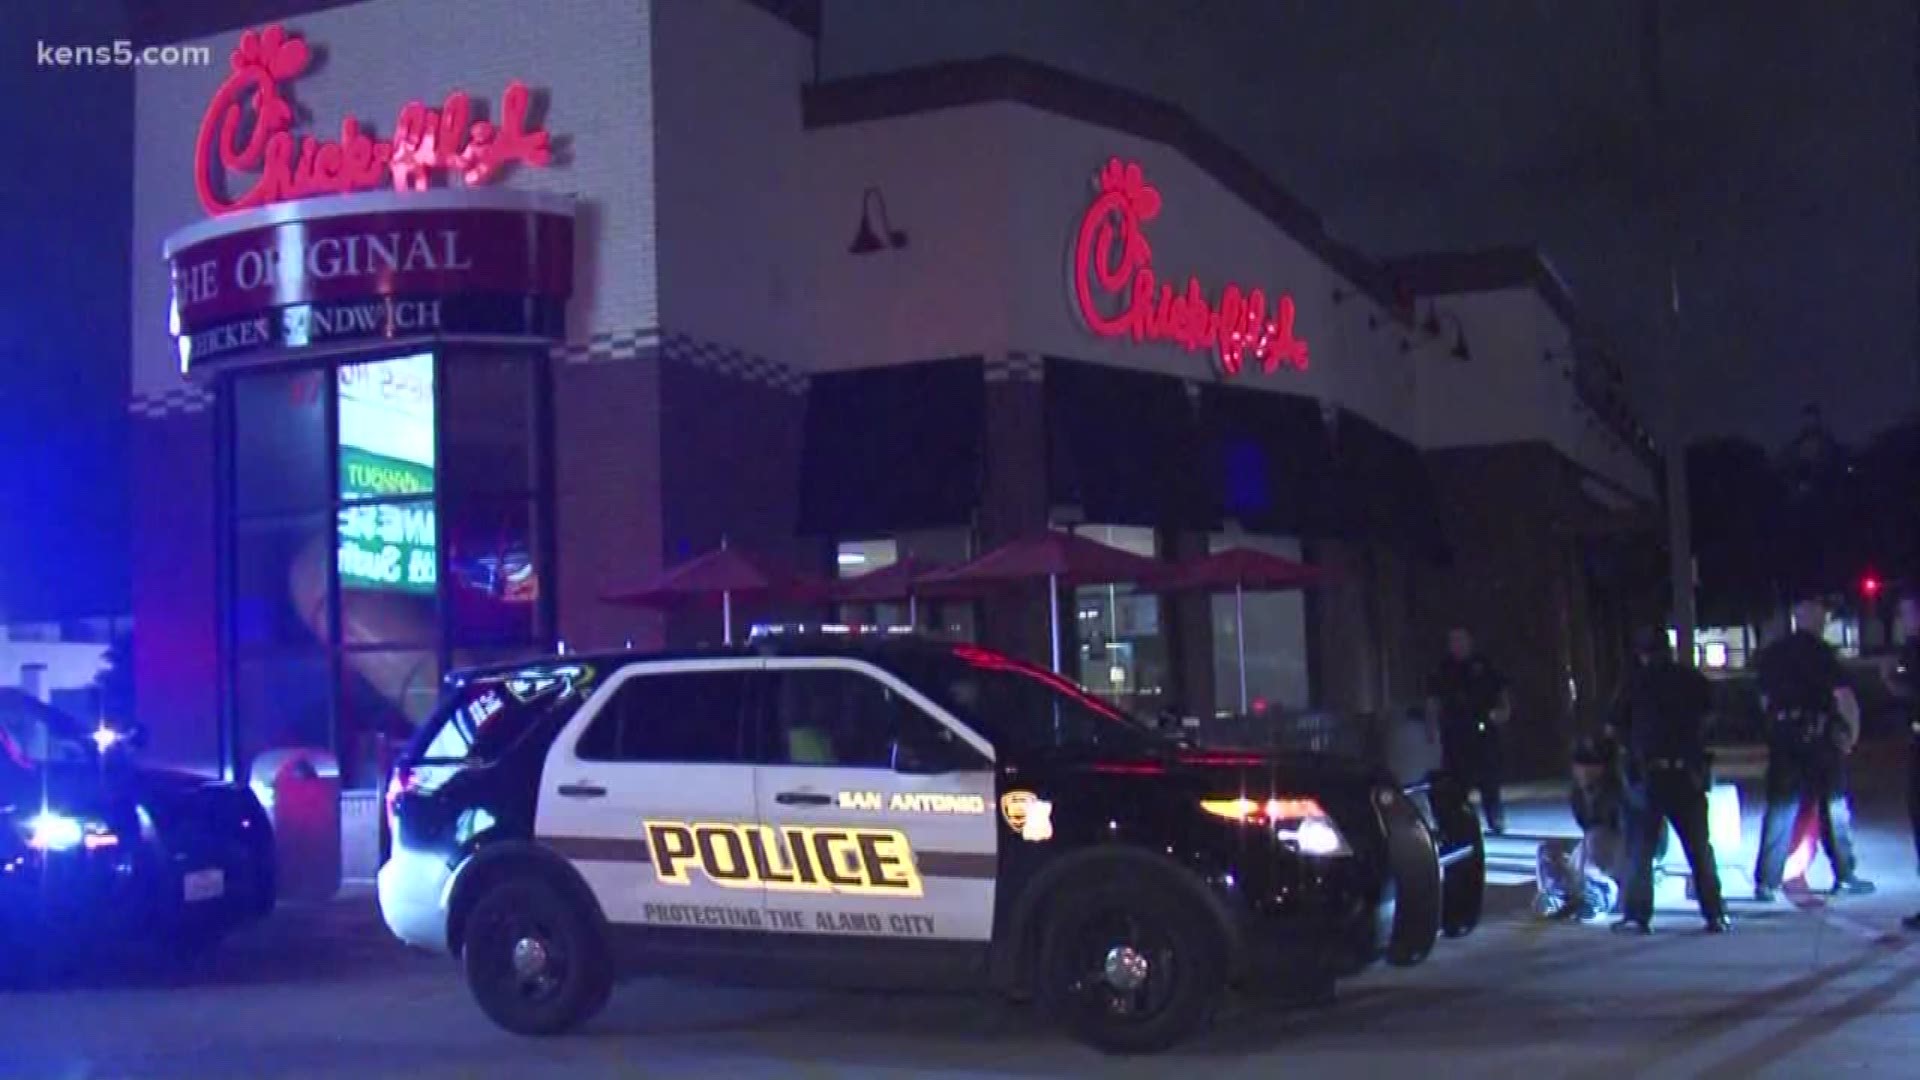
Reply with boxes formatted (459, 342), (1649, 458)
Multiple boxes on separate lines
(336, 353), (437, 595)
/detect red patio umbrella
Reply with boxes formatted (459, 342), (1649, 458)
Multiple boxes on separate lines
(603, 541), (826, 645)
(915, 531), (1165, 672)
(1157, 547), (1333, 713)
(829, 556), (943, 627)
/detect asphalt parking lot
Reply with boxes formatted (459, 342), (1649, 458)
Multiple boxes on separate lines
(5, 747), (1919, 1079)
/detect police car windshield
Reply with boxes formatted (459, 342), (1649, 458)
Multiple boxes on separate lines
(905, 646), (1163, 758)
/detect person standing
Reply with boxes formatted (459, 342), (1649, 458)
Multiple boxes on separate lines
(1889, 596), (1920, 930)
(1753, 598), (1875, 900)
(1426, 627), (1512, 835)
(1607, 628), (1731, 934)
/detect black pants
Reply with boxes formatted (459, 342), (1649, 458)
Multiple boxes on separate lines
(1441, 727), (1505, 831)
(1908, 739), (1920, 872)
(1624, 767), (1725, 924)
(1755, 748), (1857, 889)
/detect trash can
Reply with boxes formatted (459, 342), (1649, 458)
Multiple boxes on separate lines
(249, 748), (342, 903)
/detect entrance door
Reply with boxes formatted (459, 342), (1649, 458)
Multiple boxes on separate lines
(536, 660), (762, 930)
(753, 659), (997, 944)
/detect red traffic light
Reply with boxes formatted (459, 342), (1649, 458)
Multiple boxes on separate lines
(1861, 574), (1882, 599)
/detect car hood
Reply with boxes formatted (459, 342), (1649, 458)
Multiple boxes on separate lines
(3, 763), (243, 820)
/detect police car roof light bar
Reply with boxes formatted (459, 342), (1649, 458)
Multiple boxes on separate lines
(747, 622), (917, 641)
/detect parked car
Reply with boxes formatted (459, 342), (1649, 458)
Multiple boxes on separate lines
(0, 689), (276, 973)
(380, 633), (1483, 1053)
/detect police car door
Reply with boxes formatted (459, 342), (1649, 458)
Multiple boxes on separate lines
(753, 658), (997, 945)
(535, 659), (764, 931)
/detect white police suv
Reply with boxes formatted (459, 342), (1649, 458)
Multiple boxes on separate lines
(378, 632), (1481, 1053)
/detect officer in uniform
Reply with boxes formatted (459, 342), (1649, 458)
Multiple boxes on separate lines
(1607, 628), (1731, 934)
(1753, 598), (1875, 900)
(1890, 596), (1920, 930)
(1426, 627), (1512, 835)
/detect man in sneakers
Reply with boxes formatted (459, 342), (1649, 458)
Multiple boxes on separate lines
(1753, 598), (1875, 901)
(1426, 628), (1513, 835)
(1890, 596), (1920, 931)
(1607, 628), (1731, 934)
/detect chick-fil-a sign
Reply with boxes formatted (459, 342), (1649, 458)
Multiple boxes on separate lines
(194, 24), (552, 216)
(1072, 158), (1308, 376)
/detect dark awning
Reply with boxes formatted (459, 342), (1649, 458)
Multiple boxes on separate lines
(798, 357), (985, 536)
(1196, 385), (1342, 536)
(1333, 408), (1449, 562)
(1045, 357), (1207, 527)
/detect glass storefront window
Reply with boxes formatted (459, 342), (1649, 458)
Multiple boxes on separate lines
(1069, 525), (1168, 713)
(338, 353), (435, 502)
(233, 516), (331, 653)
(234, 369), (327, 516)
(336, 354), (440, 648)
(1208, 531), (1309, 716)
(447, 499), (542, 646)
(232, 653), (332, 774)
(834, 532), (976, 639)
(836, 538), (898, 577)
(443, 353), (536, 496)
(223, 350), (552, 791)
(339, 649), (439, 789)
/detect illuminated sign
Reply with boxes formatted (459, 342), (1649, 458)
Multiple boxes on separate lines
(836, 791), (988, 814)
(644, 821), (924, 898)
(165, 200), (574, 370)
(1072, 158), (1309, 376)
(337, 353), (436, 596)
(195, 24), (552, 216)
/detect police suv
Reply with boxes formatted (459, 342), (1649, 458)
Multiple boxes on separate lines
(378, 631), (1482, 1053)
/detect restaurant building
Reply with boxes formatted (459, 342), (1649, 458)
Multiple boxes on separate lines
(128, 0), (1659, 829)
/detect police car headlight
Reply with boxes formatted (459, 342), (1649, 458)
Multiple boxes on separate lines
(1200, 797), (1351, 857)
(20, 811), (117, 853)
(1284, 816), (1349, 857)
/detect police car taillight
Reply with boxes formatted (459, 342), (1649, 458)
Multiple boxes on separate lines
(1200, 796), (1351, 856)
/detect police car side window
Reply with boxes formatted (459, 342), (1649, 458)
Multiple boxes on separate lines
(767, 669), (963, 770)
(577, 671), (749, 764)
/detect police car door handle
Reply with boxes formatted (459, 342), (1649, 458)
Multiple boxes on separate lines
(775, 791), (833, 807)
(557, 783), (607, 799)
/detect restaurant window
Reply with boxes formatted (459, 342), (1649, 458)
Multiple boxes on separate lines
(221, 349), (553, 791)
(1069, 524), (1168, 714)
(1208, 530), (1309, 716)
(833, 529), (976, 640)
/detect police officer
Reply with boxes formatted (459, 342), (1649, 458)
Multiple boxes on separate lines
(1753, 597), (1875, 900)
(1890, 595), (1920, 930)
(1607, 628), (1731, 934)
(1426, 627), (1512, 835)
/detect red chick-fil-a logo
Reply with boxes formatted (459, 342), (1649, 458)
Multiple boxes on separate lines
(1072, 158), (1308, 375)
(194, 25), (552, 216)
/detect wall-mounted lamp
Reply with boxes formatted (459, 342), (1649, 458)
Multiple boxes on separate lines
(1420, 306), (1474, 362)
(849, 186), (908, 254)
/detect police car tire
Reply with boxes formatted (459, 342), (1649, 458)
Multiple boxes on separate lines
(461, 876), (613, 1037)
(1035, 877), (1226, 1054)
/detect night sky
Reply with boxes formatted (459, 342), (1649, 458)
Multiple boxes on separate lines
(0, 0), (1912, 620)
(0, 0), (131, 621)
(826, 0), (1917, 446)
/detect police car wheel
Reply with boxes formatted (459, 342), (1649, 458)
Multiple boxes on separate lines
(1036, 880), (1225, 1054)
(461, 877), (612, 1037)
